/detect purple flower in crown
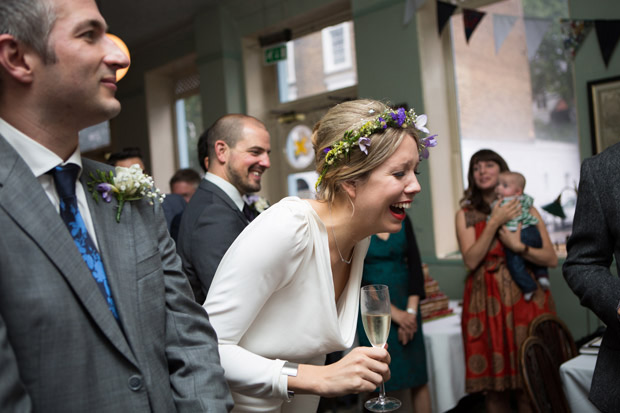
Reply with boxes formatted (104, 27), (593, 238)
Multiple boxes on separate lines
(378, 117), (387, 129)
(323, 147), (331, 154)
(358, 137), (371, 155)
(419, 134), (438, 159)
(396, 107), (406, 127)
(96, 183), (114, 203)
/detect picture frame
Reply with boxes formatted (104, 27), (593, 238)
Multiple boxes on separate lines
(587, 76), (620, 154)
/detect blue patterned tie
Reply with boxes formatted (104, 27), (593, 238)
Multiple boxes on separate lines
(51, 164), (119, 320)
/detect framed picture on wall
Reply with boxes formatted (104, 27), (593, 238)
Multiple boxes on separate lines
(588, 76), (620, 154)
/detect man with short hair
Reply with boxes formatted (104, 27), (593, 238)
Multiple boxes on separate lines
(170, 168), (202, 203)
(177, 114), (271, 303)
(107, 146), (146, 171)
(0, 0), (232, 410)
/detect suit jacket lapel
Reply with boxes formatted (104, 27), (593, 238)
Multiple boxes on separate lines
(203, 179), (248, 224)
(0, 137), (136, 367)
(81, 160), (140, 365)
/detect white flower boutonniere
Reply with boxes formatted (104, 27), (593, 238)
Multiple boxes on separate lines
(245, 194), (270, 214)
(87, 164), (165, 223)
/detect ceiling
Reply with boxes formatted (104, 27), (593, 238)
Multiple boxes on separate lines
(96, 0), (220, 50)
(95, 0), (503, 51)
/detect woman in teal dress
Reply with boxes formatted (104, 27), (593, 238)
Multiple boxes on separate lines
(358, 216), (431, 412)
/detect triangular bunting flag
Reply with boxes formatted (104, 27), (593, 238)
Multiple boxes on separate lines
(404, 0), (428, 26)
(437, 1), (458, 35)
(524, 17), (552, 60)
(594, 19), (620, 67)
(560, 19), (594, 59)
(463, 8), (486, 43)
(493, 14), (518, 54)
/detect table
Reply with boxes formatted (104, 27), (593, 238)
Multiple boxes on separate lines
(423, 301), (467, 413)
(559, 354), (601, 412)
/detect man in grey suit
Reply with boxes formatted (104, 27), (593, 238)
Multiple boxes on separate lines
(0, 0), (233, 411)
(177, 114), (271, 303)
(564, 142), (620, 413)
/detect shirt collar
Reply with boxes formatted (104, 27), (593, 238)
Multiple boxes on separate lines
(0, 118), (83, 178)
(205, 172), (244, 211)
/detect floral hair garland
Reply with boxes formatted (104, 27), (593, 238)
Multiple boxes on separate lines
(315, 107), (437, 190)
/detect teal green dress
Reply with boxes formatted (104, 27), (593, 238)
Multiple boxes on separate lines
(357, 218), (428, 392)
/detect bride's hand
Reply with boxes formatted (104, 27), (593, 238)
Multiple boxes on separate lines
(296, 346), (390, 397)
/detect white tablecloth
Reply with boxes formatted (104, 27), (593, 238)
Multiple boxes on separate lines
(423, 301), (466, 413)
(559, 354), (601, 413)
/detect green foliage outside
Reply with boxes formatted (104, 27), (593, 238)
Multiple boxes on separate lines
(523, 0), (578, 143)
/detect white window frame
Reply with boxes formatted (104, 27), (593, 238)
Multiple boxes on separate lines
(321, 22), (353, 74)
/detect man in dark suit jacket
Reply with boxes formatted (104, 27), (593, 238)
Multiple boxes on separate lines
(564, 142), (620, 413)
(177, 114), (271, 303)
(0, 0), (233, 411)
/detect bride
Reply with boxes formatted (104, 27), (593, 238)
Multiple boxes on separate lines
(204, 99), (437, 412)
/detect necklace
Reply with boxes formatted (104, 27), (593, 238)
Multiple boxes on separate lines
(329, 202), (354, 264)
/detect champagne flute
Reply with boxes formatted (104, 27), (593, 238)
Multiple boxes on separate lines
(360, 284), (401, 412)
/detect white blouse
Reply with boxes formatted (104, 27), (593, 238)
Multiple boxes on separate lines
(205, 197), (370, 412)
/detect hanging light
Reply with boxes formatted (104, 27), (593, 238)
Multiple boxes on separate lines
(106, 33), (130, 82)
(541, 185), (578, 219)
(542, 194), (566, 219)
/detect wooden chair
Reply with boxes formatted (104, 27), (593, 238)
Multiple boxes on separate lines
(520, 336), (572, 413)
(528, 313), (578, 369)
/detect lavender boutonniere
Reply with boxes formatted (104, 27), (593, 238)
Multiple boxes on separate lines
(87, 164), (165, 222)
(245, 194), (270, 214)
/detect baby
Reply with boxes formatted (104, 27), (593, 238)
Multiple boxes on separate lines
(492, 171), (550, 301)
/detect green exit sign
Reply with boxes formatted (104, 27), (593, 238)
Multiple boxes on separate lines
(264, 44), (287, 65)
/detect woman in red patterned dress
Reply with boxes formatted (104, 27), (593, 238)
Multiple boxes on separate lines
(454, 149), (557, 412)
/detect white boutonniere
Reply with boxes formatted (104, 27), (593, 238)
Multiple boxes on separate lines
(245, 194), (270, 214)
(87, 164), (165, 222)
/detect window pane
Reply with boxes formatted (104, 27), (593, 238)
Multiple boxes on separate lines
(453, 0), (579, 250)
(277, 21), (357, 103)
(175, 93), (203, 172)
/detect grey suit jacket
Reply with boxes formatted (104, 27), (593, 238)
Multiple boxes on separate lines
(177, 179), (249, 304)
(0, 136), (233, 412)
(563, 142), (620, 413)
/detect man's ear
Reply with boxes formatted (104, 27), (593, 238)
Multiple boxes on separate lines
(0, 35), (35, 85)
(213, 140), (229, 164)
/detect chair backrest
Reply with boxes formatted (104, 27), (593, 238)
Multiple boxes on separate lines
(528, 313), (578, 369)
(520, 336), (572, 413)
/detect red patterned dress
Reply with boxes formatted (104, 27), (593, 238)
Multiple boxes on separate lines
(461, 209), (555, 393)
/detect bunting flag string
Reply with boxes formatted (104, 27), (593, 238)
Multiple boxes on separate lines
(416, 1), (620, 67)
(404, 0), (428, 26)
(594, 20), (620, 67)
(437, 1), (457, 35)
(493, 14), (518, 54)
(463, 8), (486, 43)
(524, 17), (552, 61)
(560, 19), (594, 59)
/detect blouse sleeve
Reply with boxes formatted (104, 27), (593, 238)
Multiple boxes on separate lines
(404, 216), (425, 299)
(204, 200), (310, 400)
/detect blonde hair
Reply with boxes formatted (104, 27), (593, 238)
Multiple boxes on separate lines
(312, 99), (419, 203)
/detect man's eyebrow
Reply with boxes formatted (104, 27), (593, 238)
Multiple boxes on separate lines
(75, 19), (108, 33)
(247, 146), (271, 153)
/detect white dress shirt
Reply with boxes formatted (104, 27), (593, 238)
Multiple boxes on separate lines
(0, 118), (99, 248)
(205, 172), (245, 211)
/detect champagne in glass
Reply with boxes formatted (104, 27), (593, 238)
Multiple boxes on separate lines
(360, 284), (401, 412)
(362, 313), (391, 348)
